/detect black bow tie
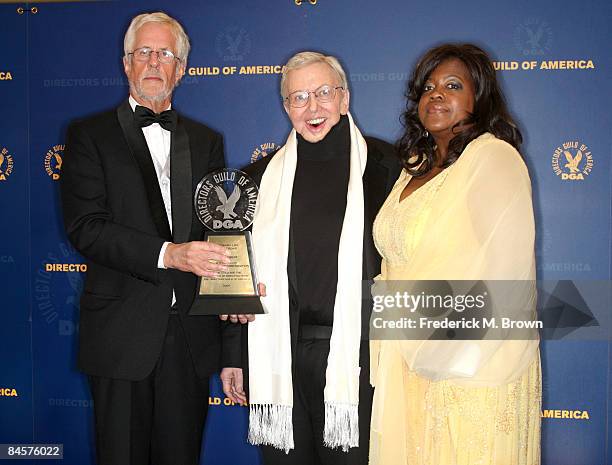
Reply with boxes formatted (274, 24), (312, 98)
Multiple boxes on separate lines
(134, 105), (178, 132)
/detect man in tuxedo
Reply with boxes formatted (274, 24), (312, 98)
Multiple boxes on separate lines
(221, 52), (400, 465)
(61, 12), (230, 465)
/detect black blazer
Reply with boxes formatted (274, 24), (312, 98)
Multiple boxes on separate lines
(221, 136), (401, 375)
(61, 100), (225, 380)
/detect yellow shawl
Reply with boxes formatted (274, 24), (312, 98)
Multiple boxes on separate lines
(370, 133), (538, 388)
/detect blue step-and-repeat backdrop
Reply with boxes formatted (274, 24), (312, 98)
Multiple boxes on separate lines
(1, 0), (610, 464)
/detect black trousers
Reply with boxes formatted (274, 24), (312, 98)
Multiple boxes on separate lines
(261, 338), (373, 465)
(89, 314), (210, 465)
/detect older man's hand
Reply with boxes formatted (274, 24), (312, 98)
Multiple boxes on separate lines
(220, 313), (255, 324)
(164, 241), (230, 277)
(220, 367), (247, 405)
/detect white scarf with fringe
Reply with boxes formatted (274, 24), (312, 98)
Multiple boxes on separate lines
(248, 113), (366, 453)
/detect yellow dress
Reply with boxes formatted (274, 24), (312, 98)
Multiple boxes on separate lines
(369, 133), (541, 465)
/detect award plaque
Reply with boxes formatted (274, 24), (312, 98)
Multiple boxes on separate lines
(189, 168), (264, 316)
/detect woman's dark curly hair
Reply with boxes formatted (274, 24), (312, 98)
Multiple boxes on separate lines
(397, 43), (522, 176)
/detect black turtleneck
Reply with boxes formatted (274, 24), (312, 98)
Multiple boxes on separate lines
(291, 115), (350, 327)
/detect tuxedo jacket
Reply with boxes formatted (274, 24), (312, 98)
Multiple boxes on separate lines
(222, 136), (401, 374)
(61, 100), (225, 381)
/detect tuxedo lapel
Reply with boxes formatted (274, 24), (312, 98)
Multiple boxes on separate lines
(170, 119), (192, 244)
(117, 101), (172, 240)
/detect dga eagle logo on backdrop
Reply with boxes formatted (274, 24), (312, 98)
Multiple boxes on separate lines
(250, 142), (280, 163)
(35, 242), (85, 336)
(44, 144), (64, 181)
(215, 26), (251, 62)
(552, 140), (593, 181)
(513, 17), (553, 56)
(0, 147), (14, 181)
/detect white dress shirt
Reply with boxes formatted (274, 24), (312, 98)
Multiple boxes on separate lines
(128, 96), (175, 303)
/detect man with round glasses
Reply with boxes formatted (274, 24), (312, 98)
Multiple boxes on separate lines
(61, 11), (229, 465)
(285, 84), (345, 111)
(221, 51), (400, 465)
(129, 47), (180, 64)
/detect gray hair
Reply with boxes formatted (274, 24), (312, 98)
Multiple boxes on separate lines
(280, 51), (349, 98)
(124, 12), (191, 63)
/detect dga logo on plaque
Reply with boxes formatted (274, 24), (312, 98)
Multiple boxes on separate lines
(215, 26), (251, 62)
(194, 169), (257, 231)
(251, 142), (280, 163)
(513, 17), (553, 56)
(44, 144), (64, 181)
(0, 147), (14, 181)
(552, 140), (593, 181)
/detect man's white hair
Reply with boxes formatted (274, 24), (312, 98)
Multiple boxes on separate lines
(280, 51), (349, 98)
(124, 11), (190, 63)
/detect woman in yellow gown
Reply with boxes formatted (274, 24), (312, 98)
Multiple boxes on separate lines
(369, 44), (541, 465)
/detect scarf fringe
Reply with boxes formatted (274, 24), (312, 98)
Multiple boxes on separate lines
(323, 401), (359, 452)
(248, 404), (294, 453)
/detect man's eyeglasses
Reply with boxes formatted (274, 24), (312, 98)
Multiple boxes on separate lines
(128, 47), (180, 64)
(284, 85), (344, 108)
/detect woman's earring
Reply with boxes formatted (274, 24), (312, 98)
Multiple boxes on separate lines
(423, 130), (429, 138)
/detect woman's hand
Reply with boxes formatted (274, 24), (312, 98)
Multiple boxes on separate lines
(219, 283), (266, 323)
